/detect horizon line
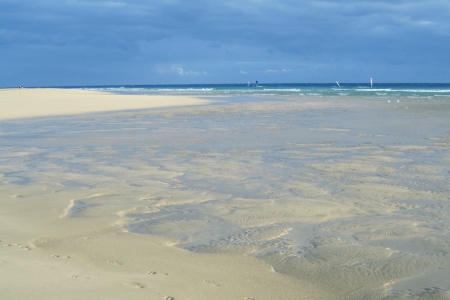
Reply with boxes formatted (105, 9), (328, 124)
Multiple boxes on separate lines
(3, 82), (450, 89)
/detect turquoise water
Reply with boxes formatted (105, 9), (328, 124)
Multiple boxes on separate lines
(65, 83), (450, 100)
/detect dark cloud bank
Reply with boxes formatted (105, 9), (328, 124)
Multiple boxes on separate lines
(1, 0), (449, 86)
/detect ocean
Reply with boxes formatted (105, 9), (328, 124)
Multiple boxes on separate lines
(63, 83), (450, 100)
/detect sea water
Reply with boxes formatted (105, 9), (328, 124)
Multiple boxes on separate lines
(1, 89), (450, 299)
(55, 82), (450, 100)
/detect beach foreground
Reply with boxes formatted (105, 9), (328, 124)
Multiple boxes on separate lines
(1, 89), (450, 299)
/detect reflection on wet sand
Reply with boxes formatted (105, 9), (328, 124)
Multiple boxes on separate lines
(1, 94), (450, 299)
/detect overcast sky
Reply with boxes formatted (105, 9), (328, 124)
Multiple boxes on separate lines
(1, 0), (449, 87)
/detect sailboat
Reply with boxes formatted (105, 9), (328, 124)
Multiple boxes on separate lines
(370, 78), (373, 88)
(336, 81), (340, 88)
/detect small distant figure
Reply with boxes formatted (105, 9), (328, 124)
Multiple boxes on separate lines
(255, 80), (259, 87)
(19, 85), (24, 89)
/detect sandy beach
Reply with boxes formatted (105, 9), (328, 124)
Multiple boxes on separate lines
(0, 88), (210, 120)
(1, 88), (450, 299)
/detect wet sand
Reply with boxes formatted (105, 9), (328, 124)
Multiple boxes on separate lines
(1, 89), (450, 299)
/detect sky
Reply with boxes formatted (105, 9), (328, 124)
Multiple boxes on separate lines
(1, 0), (450, 87)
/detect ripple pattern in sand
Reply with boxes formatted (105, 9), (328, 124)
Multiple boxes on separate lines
(2, 98), (450, 299)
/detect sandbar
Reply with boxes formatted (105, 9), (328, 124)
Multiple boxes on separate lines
(0, 88), (210, 120)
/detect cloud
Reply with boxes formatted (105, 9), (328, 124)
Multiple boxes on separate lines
(1, 0), (450, 86)
(172, 67), (207, 76)
(262, 69), (292, 74)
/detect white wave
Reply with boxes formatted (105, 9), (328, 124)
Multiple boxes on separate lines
(156, 88), (214, 91)
(399, 89), (450, 93)
(333, 88), (353, 91)
(261, 88), (302, 92)
(81, 87), (146, 92)
(356, 89), (393, 92)
(356, 88), (450, 93)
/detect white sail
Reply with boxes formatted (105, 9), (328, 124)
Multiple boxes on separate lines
(336, 81), (340, 88)
(370, 78), (373, 88)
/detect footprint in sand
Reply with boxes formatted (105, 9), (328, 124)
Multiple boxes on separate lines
(2, 242), (32, 250)
(107, 259), (122, 265)
(165, 297), (174, 300)
(51, 254), (70, 258)
(148, 271), (169, 276)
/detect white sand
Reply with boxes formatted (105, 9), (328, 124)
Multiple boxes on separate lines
(0, 88), (210, 120)
(0, 189), (309, 299)
(1, 89), (450, 299)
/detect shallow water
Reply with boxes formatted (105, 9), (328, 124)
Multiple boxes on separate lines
(1, 96), (450, 299)
(59, 82), (450, 100)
